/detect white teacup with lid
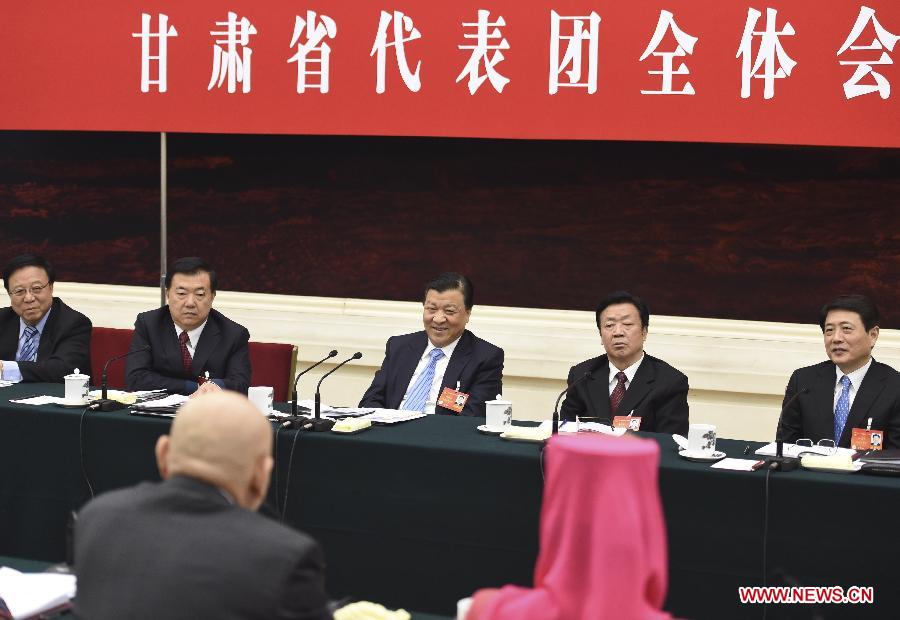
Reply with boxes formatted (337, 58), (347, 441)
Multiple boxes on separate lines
(485, 394), (513, 430)
(64, 368), (90, 405)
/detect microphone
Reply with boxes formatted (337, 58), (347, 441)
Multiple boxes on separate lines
(765, 387), (810, 471)
(311, 352), (363, 432)
(552, 371), (594, 435)
(291, 349), (338, 415)
(96, 345), (151, 411)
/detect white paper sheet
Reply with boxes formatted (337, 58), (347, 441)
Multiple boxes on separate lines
(0, 566), (76, 619)
(710, 458), (762, 471)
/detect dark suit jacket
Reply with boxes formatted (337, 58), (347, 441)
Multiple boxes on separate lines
(125, 306), (251, 395)
(777, 359), (900, 449)
(559, 353), (690, 435)
(73, 475), (333, 620)
(0, 297), (91, 382)
(359, 330), (504, 417)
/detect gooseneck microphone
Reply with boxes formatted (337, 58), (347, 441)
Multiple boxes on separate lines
(765, 387), (810, 471)
(552, 371), (594, 435)
(96, 345), (151, 411)
(291, 350), (338, 415)
(311, 352), (363, 432)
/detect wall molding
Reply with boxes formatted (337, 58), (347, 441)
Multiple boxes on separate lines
(51, 281), (900, 441)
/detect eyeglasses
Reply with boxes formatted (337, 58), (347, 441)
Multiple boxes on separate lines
(796, 438), (837, 456)
(9, 282), (50, 298)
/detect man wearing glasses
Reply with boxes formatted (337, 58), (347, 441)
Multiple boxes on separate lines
(125, 257), (251, 396)
(0, 254), (92, 382)
(777, 295), (900, 449)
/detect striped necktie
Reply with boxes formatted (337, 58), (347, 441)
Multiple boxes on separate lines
(17, 325), (39, 362)
(834, 375), (851, 444)
(403, 348), (445, 412)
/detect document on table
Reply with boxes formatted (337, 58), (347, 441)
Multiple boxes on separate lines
(755, 442), (855, 459)
(131, 393), (190, 409)
(295, 399), (376, 418)
(9, 395), (70, 406)
(0, 566), (76, 619)
(711, 458), (762, 471)
(558, 420), (627, 436)
(361, 409), (427, 424)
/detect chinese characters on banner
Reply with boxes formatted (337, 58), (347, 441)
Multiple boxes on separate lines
(132, 6), (896, 101)
(0, 2), (897, 146)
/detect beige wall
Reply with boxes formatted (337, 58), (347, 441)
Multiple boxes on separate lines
(53, 282), (900, 441)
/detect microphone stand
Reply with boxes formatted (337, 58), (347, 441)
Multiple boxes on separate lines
(764, 387), (810, 471)
(291, 350), (338, 415)
(95, 345), (151, 411)
(552, 371), (594, 435)
(311, 352), (363, 432)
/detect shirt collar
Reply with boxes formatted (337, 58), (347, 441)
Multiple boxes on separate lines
(834, 357), (873, 389)
(19, 306), (52, 338)
(174, 319), (208, 348)
(423, 334), (462, 361)
(609, 352), (645, 386)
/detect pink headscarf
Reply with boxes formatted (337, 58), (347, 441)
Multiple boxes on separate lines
(471, 434), (671, 620)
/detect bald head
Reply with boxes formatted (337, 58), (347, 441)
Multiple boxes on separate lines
(155, 392), (273, 511)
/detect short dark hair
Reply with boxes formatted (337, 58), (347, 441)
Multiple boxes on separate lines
(595, 291), (650, 330)
(423, 272), (473, 311)
(819, 295), (880, 332)
(165, 257), (217, 294)
(2, 254), (56, 293)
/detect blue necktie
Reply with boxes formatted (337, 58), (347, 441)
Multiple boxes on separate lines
(834, 375), (851, 444)
(403, 348), (445, 412)
(17, 326), (38, 362)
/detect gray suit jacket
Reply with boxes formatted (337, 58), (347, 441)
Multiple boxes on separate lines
(74, 475), (332, 620)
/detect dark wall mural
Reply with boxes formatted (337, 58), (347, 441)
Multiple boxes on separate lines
(1, 131), (897, 327)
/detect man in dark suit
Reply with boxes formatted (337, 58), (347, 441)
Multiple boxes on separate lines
(73, 391), (333, 620)
(0, 254), (91, 382)
(126, 257), (251, 395)
(360, 272), (503, 417)
(777, 295), (900, 449)
(560, 291), (689, 435)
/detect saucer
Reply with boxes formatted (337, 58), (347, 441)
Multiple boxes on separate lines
(477, 424), (506, 435)
(679, 449), (726, 462)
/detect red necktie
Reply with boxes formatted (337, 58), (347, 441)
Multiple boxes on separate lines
(179, 331), (193, 375)
(609, 371), (627, 416)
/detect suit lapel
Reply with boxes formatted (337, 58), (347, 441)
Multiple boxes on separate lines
(191, 314), (221, 376)
(442, 331), (474, 392)
(392, 333), (427, 404)
(585, 356), (612, 423)
(617, 356), (656, 417)
(35, 299), (61, 359)
(0, 309), (21, 360)
(810, 363), (838, 441)
(161, 308), (189, 377)
(842, 361), (888, 443)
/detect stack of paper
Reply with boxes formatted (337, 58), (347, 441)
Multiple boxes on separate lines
(0, 566), (76, 619)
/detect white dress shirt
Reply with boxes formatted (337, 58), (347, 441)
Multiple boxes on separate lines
(400, 336), (462, 409)
(174, 320), (208, 359)
(833, 357), (872, 411)
(607, 353), (645, 396)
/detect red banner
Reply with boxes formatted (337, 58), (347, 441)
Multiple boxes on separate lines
(1, 1), (898, 146)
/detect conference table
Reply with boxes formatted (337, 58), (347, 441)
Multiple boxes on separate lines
(0, 383), (896, 619)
